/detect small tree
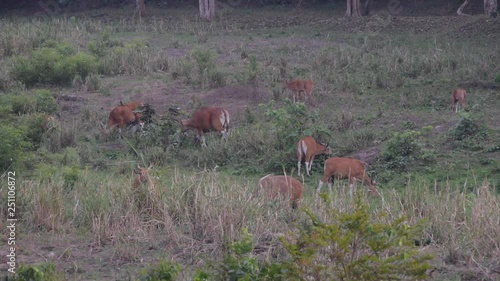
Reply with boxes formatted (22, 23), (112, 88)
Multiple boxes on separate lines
(280, 193), (433, 281)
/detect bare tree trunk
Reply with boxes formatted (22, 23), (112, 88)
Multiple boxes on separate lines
(136, 0), (146, 17)
(362, 0), (373, 16)
(484, 0), (498, 17)
(457, 0), (470, 15)
(199, 0), (216, 21)
(346, 0), (361, 17)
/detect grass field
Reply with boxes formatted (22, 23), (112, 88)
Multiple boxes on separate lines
(0, 4), (499, 280)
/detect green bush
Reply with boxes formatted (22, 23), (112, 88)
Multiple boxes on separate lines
(206, 227), (286, 281)
(13, 263), (60, 281)
(279, 193), (433, 281)
(9, 44), (99, 86)
(0, 124), (32, 171)
(33, 89), (58, 114)
(137, 260), (181, 281)
(380, 129), (431, 172)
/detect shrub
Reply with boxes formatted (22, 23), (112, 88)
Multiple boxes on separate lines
(9, 45), (99, 86)
(13, 263), (61, 281)
(0, 124), (32, 171)
(207, 227), (285, 280)
(453, 111), (485, 141)
(380, 129), (432, 172)
(279, 193), (433, 281)
(137, 260), (181, 281)
(33, 89), (58, 114)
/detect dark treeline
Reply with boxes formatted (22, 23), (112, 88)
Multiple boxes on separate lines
(0, 0), (492, 15)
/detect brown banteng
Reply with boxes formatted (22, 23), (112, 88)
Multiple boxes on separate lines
(132, 164), (156, 193)
(317, 157), (379, 196)
(297, 136), (332, 176)
(107, 102), (144, 130)
(254, 174), (304, 209)
(181, 107), (229, 147)
(450, 88), (466, 113)
(284, 79), (314, 102)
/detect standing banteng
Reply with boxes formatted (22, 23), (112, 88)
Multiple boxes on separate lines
(254, 174), (304, 209)
(297, 136), (332, 176)
(317, 157), (379, 197)
(181, 107), (230, 147)
(450, 88), (466, 113)
(284, 79), (314, 103)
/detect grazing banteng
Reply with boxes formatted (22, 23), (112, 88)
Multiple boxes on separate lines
(297, 136), (332, 176)
(284, 79), (314, 103)
(317, 157), (379, 196)
(450, 88), (466, 113)
(107, 102), (144, 130)
(181, 107), (230, 147)
(254, 174), (304, 209)
(132, 164), (156, 193)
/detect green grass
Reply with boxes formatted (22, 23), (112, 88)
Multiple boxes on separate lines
(0, 7), (499, 280)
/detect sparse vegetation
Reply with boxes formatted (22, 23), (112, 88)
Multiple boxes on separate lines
(0, 4), (499, 281)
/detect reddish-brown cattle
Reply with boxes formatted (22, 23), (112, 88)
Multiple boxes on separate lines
(181, 107), (230, 147)
(254, 174), (304, 209)
(450, 88), (466, 113)
(107, 101), (144, 129)
(284, 79), (314, 102)
(317, 157), (379, 196)
(297, 136), (332, 176)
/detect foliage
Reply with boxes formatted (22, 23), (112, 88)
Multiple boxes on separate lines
(14, 263), (60, 281)
(137, 260), (181, 281)
(212, 227), (285, 281)
(380, 129), (434, 172)
(263, 99), (332, 152)
(9, 44), (99, 86)
(452, 111), (487, 141)
(0, 124), (32, 172)
(279, 193), (433, 281)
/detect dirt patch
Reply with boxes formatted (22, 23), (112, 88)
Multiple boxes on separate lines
(347, 146), (381, 165)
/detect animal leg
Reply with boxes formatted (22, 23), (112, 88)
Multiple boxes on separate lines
(305, 162), (310, 176)
(297, 161), (301, 176)
(317, 180), (324, 193)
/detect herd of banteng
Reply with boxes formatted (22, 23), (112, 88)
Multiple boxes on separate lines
(104, 80), (467, 208)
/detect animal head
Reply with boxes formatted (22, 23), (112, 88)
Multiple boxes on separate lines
(320, 142), (333, 155)
(367, 179), (379, 197)
(132, 164), (154, 190)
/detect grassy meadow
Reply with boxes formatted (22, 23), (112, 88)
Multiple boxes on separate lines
(0, 5), (499, 281)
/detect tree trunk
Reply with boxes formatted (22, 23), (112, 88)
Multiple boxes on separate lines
(200, 0), (216, 21)
(457, 0), (470, 15)
(136, 0), (146, 17)
(346, 0), (362, 17)
(362, 0), (373, 16)
(484, 0), (498, 16)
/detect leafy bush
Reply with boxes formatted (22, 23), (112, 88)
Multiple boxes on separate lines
(9, 44), (99, 86)
(206, 227), (285, 281)
(0, 124), (32, 171)
(279, 193), (433, 281)
(380, 129), (433, 172)
(264, 99), (332, 152)
(13, 263), (60, 281)
(453, 111), (486, 141)
(137, 260), (181, 281)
